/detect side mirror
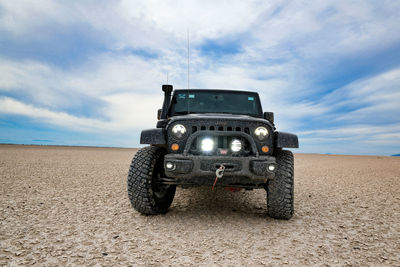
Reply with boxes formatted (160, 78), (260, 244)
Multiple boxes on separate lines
(157, 109), (162, 120)
(263, 112), (274, 123)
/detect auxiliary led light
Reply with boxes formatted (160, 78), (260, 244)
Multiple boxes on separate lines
(268, 164), (276, 172)
(231, 139), (242, 152)
(166, 162), (175, 170)
(201, 138), (214, 152)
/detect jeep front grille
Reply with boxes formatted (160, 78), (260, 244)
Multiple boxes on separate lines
(181, 130), (257, 157)
(186, 125), (253, 156)
(167, 119), (273, 155)
(191, 125), (250, 134)
(188, 136), (251, 156)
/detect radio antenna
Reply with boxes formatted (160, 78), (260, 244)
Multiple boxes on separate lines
(187, 29), (190, 90)
(166, 71), (168, 84)
(187, 29), (190, 113)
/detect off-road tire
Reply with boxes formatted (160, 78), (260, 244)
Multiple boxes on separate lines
(266, 149), (294, 219)
(127, 146), (176, 215)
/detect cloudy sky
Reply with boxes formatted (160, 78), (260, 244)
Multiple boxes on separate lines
(0, 0), (399, 155)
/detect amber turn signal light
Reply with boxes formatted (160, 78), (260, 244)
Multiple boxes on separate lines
(171, 144), (179, 151)
(261, 146), (269, 153)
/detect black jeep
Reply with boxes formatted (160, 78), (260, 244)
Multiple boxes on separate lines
(127, 85), (298, 219)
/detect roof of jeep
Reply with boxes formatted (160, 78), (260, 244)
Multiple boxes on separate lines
(173, 89), (259, 95)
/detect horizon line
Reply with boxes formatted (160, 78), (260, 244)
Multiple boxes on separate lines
(1, 143), (398, 157)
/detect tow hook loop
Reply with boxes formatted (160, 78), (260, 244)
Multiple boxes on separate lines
(212, 165), (225, 191)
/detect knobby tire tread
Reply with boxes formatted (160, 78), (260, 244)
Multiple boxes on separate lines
(127, 146), (175, 215)
(267, 149), (294, 219)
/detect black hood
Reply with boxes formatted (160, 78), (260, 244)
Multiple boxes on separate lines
(167, 113), (274, 129)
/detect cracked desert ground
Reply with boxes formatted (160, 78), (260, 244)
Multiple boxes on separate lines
(1, 144), (399, 266)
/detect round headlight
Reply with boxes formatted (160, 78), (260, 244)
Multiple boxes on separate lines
(254, 126), (269, 140)
(231, 139), (242, 152)
(172, 124), (186, 138)
(201, 138), (214, 152)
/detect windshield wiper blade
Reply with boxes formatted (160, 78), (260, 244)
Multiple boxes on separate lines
(173, 111), (197, 115)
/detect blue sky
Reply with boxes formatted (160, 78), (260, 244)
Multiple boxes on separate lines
(0, 0), (400, 155)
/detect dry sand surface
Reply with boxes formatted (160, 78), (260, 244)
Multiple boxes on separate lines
(1, 144), (400, 266)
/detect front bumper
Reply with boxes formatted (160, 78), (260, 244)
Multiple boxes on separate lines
(164, 154), (276, 187)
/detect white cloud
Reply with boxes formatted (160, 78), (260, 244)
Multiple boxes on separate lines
(2, 1), (400, 55)
(100, 93), (163, 130)
(0, 0), (267, 52)
(0, 0), (78, 35)
(82, 0), (269, 49)
(0, 96), (108, 131)
(0, 55), (168, 109)
(320, 67), (400, 124)
(298, 123), (400, 155)
(0, 94), (162, 132)
(299, 123), (400, 137)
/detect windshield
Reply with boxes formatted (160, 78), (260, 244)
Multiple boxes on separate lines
(169, 90), (262, 117)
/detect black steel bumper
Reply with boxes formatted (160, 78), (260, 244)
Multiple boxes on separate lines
(163, 154), (276, 187)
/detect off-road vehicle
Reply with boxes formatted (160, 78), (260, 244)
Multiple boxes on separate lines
(127, 85), (298, 219)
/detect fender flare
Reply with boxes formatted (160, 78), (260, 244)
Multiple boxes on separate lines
(140, 128), (166, 145)
(274, 131), (299, 148)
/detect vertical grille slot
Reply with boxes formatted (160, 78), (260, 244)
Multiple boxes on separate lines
(192, 126), (197, 133)
(209, 126), (215, 131)
(218, 136), (223, 148)
(244, 127), (250, 134)
(236, 127), (241, 131)
(218, 126), (224, 131)
(227, 126), (232, 131)
(201, 126), (206, 131)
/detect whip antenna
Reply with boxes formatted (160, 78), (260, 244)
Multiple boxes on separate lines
(187, 29), (190, 113)
(187, 29), (190, 90)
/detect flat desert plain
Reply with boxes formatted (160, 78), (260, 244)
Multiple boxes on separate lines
(1, 145), (399, 266)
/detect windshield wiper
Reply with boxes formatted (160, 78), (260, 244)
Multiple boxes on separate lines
(173, 111), (197, 115)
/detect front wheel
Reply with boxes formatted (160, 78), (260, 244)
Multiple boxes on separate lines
(127, 146), (176, 215)
(266, 149), (294, 219)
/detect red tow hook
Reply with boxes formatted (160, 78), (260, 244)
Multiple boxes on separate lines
(212, 165), (225, 190)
